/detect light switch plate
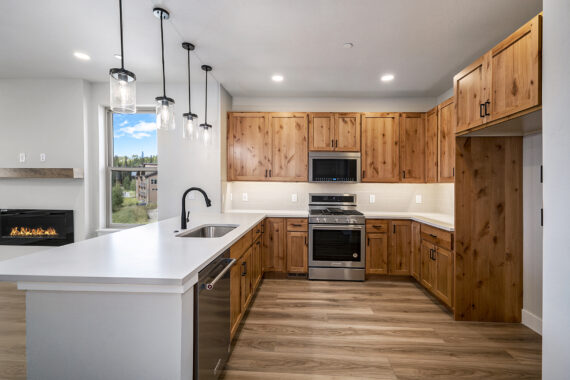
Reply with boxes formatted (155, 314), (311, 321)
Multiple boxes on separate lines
(19, 153), (26, 163)
(369, 194), (375, 203)
(242, 193), (248, 201)
(291, 193), (298, 202)
(415, 194), (422, 204)
(40, 153), (46, 162)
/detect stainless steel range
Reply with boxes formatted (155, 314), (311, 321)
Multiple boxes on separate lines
(308, 193), (365, 281)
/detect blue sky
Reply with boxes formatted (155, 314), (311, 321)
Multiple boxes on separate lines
(113, 113), (157, 157)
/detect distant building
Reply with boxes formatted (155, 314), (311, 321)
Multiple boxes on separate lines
(136, 163), (158, 205)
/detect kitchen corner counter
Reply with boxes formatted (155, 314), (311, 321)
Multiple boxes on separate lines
(363, 212), (454, 231)
(226, 209), (309, 218)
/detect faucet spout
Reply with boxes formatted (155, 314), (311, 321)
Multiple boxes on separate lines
(181, 187), (212, 229)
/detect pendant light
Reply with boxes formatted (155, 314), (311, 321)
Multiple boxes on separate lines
(199, 65), (213, 146)
(182, 42), (198, 140)
(153, 7), (175, 130)
(109, 0), (136, 113)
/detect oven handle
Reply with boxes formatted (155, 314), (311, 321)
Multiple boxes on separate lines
(309, 224), (365, 231)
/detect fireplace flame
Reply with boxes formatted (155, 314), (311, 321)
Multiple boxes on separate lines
(10, 227), (58, 237)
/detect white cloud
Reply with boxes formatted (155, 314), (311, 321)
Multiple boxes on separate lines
(120, 120), (129, 126)
(116, 121), (156, 139)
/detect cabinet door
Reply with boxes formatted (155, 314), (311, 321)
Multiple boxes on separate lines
(241, 247), (253, 310)
(453, 54), (489, 133)
(269, 113), (308, 181)
(286, 231), (308, 273)
(262, 218), (286, 272)
(411, 222), (421, 280)
(230, 257), (243, 337)
(489, 14), (541, 121)
(425, 107), (438, 183)
(389, 221), (412, 275)
(335, 113), (361, 152)
(361, 113), (400, 182)
(420, 241), (435, 290)
(366, 233), (388, 275)
(228, 113), (271, 181)
(309, 113), (335, 151)
(252, 237), (262, 289)
(438, 98), (455, 182)
(399, 113), (425, 182)
(434, 246), (453, 307)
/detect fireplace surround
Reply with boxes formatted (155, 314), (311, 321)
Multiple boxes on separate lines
(0, 209), (74, 246)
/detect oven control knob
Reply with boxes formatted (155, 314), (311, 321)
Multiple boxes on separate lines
(353, 253), (358, 258)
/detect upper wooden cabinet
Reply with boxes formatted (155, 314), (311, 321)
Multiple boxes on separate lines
(399, 113), (425, 182)
(308, 113), (361, 152)
(454, 13), (542, 134)
(425, 107), (438, 183)
(228, 112), (308, 181)
(438, 98), (455, 182)
(361, 113), (400, 182)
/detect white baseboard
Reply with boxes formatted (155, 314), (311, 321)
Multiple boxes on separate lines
(522, 309), (542, 335)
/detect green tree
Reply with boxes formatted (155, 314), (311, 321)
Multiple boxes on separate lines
(112, 184), (124, 212)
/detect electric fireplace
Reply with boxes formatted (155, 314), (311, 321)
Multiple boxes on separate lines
(0, 209), (74, 246)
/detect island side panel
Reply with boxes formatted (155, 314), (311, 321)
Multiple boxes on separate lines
(25, 289), (193, 380)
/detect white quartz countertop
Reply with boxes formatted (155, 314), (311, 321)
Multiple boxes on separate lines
(0, 213), (265, 287)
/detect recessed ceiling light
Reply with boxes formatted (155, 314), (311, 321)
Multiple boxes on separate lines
(343, 42), (354, 49)
(73, 52), (91, 61)
(272, 74), (284, 82)
(114, 54), (122, 60)
(381, 74), (395, 82)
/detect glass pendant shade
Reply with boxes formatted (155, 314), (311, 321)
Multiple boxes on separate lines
(156, 96), (175, 130)
(201, 126), (214, 146)
(182, 113), (198, 140)
(110, 68), (136, 113)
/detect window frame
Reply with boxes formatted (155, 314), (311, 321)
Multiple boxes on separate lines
(105, 108), (158, 229)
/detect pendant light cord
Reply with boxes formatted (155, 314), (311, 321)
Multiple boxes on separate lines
(187, 50), (192, 113)
(160, 12), (166, 98)
(119, 0), (125, 70)
(204, 69), (208, 124)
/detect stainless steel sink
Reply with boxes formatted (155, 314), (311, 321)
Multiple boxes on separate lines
(177, 224), (238, 238)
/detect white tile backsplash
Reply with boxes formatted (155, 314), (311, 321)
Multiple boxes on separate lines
(225, 182), (454, 216)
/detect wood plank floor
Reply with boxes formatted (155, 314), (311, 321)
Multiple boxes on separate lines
(0, 283), (26, 380)
(224, 279), (542, 380)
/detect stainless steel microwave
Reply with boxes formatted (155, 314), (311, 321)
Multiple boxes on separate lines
(309, 152), (361, 183)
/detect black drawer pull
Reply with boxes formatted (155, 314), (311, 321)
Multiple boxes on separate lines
(480, 103), (485, 118)
(429, 233), (437, 238)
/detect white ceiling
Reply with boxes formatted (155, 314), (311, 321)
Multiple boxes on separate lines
(0, 0), (542, 97)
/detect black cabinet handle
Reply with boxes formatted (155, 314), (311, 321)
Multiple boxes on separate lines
(362, 170), (366, 179)
(265, 169), (268, 177)
(367, 238), (370, 246)
(256, 229), (260, 233)
(480, 103), (485, 118)
(429, 233), (437, 238)
(291, 224), (303, 227)
(393, 225), (396, 233)
(269, 169), (272, 177)
(335, 140), (338, 147)
(402, 170), (406, 179)
(484, 101), (490, 116)
(331, 139), (334, 147)
(256, 240), (261, 246)
(242, 261), (247, 276)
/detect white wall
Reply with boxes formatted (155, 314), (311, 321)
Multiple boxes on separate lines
(436, 88), (454, 105)
(87, 78), (222, 230)
(543, 0), (570, 377)
(0, 79), (88, 259)
(219, 85), (233, 212)
(522, 133), (543, 334)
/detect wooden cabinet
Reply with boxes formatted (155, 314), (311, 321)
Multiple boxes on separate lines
(399, 113), (425, 182)
(228, 112), (308, 182)
(420, 240), (435, 290)
(309, 113), (361, 152)
(366, 232), (388, 275)
(240, 247), (254, 310)
(454, 13), (542, 134)
(269, 113), (308, 181)
(286, 231), (308, 273)
(262, 218), (286, 272)
(434, 246), (453, 306)
(389, 220), (411, 275)
(411, 222), (421, 280)
(361, 113), (400, 182)
(230, 256), (243, 336)
(228, 113), (270, 181)
(425, 107), (438, 183)
(252, 237), (262, 289)
(438, 98), (455, 182)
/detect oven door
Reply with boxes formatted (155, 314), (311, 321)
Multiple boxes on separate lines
(309, 224), (365, 268)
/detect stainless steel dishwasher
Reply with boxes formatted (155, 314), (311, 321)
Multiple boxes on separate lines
(194, 250), (236, 380)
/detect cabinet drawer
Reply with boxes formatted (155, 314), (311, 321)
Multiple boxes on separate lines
(230, 230), (253, 259)
(287, 218), (308, 231)
(421, 224), (453, 250)
(253, 221), (263, 241)
(366, 220), (389, 233)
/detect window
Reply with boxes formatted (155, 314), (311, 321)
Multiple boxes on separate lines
(107, 109), (158, 227)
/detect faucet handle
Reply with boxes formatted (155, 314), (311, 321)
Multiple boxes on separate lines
(186, 211), (190, 223)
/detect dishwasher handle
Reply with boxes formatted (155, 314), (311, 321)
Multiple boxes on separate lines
(205, 258), (236, 291)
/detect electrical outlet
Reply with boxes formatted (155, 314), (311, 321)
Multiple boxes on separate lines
(19, 153), (26, 163)
(40, 153), (46, 162)
(369, 194), (375, 203)
(291, 193), (298, 202)
(415, 194), (422, 204)
(242, 193), (248, 201)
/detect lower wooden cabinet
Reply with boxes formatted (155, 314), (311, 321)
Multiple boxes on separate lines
(418, 225), (454, 308)
(389, 221), (412, 275)
(263, 217), (309, 274)
(262, 218), (286, 272)
(286, 231), (308, 273)
(434, 246), (453, 306)
(420, 240), (436, 290)
(411, 222), (421, 280)
(366, 233), (389, 275)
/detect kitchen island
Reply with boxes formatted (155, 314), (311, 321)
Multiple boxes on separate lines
(0, 212), (265, 380)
